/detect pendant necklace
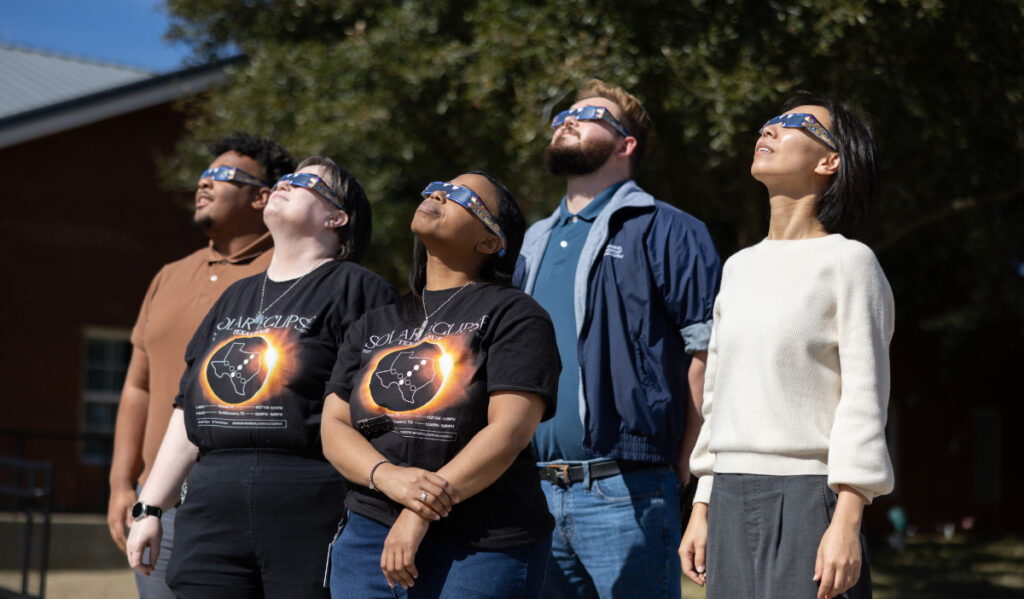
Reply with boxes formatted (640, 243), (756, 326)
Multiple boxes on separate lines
(415, 281), (475, 340)
(253, 262), (321, 325)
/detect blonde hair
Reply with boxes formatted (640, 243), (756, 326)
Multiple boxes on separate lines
(576, 79), (654, 173)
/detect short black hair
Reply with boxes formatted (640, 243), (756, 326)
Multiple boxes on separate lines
(208, 132), (296, 186)
(780, 91), (881, 238)
(409, 171), (525, 295)
(296, 155), (372, 263)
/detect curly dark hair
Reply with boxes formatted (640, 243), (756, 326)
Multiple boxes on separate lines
(208, 132), (296, 185)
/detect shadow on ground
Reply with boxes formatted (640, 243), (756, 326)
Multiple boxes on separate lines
(871, 535), (1024, 598)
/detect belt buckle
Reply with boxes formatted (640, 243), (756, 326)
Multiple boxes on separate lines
(545, 464), (571, 485)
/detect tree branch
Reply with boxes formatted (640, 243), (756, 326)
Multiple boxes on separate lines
(875, 177), (1024, 252)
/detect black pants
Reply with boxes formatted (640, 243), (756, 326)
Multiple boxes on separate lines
(167, 450), (347, 599)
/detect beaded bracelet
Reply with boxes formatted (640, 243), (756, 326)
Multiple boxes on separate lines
(368, 458), (390, 491)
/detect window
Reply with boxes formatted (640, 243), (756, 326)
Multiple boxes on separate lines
(81, 328), (132, 463)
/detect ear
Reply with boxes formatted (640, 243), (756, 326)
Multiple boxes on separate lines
(475, 234), (501, 257)
(326, 211), (349, 229)
(251, 187), (270, 210)
(615, 136), (639, 160)
(814, 151), (840, 177)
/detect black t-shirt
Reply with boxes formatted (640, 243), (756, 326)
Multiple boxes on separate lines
(326, 282), (560, 549)
(175, 260), (395, 453)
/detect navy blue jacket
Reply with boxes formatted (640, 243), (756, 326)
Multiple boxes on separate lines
(514, 181), (721, 464)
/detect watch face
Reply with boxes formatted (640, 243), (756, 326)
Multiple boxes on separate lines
(131, 502), (144, 519)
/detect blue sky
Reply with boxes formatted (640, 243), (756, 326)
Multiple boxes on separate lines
(0, 0), (192, 72)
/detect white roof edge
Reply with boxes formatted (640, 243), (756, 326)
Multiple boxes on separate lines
(0, 64), (233, 150)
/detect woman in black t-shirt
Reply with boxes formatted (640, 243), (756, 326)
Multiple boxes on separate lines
(322, 171), (560, 598)
(126, 156), (395, 599)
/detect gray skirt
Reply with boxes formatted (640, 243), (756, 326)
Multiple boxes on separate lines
(706, 474), (871, 599)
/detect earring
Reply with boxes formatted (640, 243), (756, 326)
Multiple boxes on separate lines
(324, 220), (332, 227)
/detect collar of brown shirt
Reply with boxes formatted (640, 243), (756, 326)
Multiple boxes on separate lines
(204, 232), (275, 265)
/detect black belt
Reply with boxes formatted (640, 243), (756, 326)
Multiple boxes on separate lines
(538, 460), (662, 485)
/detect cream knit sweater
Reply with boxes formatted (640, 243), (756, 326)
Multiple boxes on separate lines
(691, 234), (895, 504)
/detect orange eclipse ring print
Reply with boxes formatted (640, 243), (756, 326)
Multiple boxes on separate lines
(199, 332), (289, 405)
(358, 336), (469, 415)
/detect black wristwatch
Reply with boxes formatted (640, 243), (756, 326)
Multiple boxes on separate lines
(131, 501), (163, 522)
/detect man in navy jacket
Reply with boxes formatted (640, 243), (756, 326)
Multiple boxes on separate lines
(514, 79), (721, 598)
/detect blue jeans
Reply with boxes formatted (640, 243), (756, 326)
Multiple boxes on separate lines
(330, 512), (550, 599)
(539, 464), (682, 599)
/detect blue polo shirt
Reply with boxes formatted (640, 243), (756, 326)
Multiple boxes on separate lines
(531, 182), (623, 461)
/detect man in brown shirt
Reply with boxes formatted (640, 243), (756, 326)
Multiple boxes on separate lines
(107, 133), (295, 599)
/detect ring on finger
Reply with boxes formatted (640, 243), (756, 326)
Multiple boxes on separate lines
(419, 491), (427, 502)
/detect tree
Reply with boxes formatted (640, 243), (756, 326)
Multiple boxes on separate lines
(162, 0), (1024, 529)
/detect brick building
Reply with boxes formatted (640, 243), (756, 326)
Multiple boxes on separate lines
(0, 45), (242, 511)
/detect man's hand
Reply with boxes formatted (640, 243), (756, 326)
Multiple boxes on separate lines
(106, 486), (137, 553)
(677, 350), (707, 484)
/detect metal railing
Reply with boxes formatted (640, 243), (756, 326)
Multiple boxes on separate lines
(0, 457), (53, 599)
(0, 429), (113, 513)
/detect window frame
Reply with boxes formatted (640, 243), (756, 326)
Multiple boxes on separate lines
(80, 327), (133, 464)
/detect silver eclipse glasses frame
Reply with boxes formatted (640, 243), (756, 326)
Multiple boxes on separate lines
(198, 166), (268, 188)
(550, 105), (632, 138)
(273, 173), (344, 211)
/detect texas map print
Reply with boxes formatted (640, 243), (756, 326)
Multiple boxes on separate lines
(370, 341), (446, 411)
(204, 336), (271, 404)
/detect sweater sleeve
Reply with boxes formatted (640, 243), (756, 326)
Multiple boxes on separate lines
(827, 244), (896, 503)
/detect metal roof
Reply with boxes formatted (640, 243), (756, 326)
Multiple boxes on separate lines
(0, 44), (153, 119)
(0, 49), (245, 150)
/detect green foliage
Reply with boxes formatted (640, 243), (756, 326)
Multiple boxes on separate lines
(161, 0), (1023, 359)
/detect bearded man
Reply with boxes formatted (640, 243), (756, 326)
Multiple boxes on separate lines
(513, 80), (722, 599)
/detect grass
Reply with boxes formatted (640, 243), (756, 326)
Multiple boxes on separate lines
(871, 535), (1024, 598)
(681, 535), (1024, 599)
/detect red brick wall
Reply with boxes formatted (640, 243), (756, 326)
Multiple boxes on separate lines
(0, 102), (206, 510)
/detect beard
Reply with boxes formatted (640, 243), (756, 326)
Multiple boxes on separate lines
(193, 213), (214, 232)
(544, 134), (618, 177)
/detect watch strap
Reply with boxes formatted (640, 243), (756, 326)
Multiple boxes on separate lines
(132, 501), (163, 521)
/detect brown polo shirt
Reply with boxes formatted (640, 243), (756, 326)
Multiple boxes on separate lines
(130, 233), (273, 485)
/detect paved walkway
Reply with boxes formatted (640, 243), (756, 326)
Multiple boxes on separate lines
(0, 568), (136, 598)
(3, 535), (1021, 599)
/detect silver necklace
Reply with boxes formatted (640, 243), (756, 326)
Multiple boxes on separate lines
(415, 281), (475, 340)
(253, 266), (318, 325)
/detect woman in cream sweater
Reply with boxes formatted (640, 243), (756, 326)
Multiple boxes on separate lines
(680, 92), (894, 599)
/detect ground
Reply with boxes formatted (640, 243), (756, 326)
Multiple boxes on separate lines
(2, 535), (1022, 598)
(680, 535), (1024, 599)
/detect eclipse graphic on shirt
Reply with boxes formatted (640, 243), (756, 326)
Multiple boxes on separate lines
(370, 342), (451, 411)
(205, 336), (275, 404)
